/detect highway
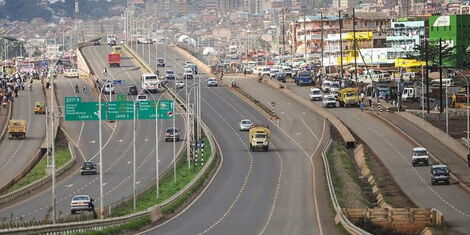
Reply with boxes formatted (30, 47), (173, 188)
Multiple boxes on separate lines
(0, 79), (46, 190)
(278, 81), (470, 233)
(130, 43), (341, 235)
(0, 45), (185, 222)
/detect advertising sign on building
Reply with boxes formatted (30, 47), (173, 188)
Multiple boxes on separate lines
(433, 16), (450, 27)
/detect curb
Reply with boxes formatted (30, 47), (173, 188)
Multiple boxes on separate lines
(368, 111), (470, 194)
(0, 100), (12, 141)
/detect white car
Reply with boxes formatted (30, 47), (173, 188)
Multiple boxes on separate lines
(330, 82), (340, 92)
(239, 119), (253, 131)
(322, 95), (337, 108)
(136, 94), (148, 102)
(412, 147), (429, 166)
(207, 78), (218, 87)
(70, 195), (94, 214)
(309, 88), (323, 101)
(175, 80), (185, 89)
(321, 80), (332, 92)
(103, 82), (115, 94)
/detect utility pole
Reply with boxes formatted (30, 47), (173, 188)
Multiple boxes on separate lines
(353, 8), (358, 83)
(339, 10), (344, 80)
(439, 38), (443, 113)
(320, 11), (324, 69)
(303, 13), (307, 61)
(425, 39), (430, 113)
(282, 9), (286, 58)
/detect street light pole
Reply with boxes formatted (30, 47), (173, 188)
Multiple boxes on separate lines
(133, 100), (137, 211)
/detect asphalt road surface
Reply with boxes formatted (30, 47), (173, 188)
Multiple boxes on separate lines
(283, 80), (470, 234)
(0, 45), (184, 222)
(0, 79), (46, 189)
(129, 43), (340, 235)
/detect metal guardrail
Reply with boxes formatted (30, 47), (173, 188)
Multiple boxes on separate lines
(0, 139), (77, 206)
(321, 139), (372, 235)
(0, 44), (219, 235)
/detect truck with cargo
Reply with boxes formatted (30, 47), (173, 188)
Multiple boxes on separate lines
(8, 119), (26, 139)
(108, 53), (121, 67)
(249, 124), (270, 152)
(338, 87), (361, 107)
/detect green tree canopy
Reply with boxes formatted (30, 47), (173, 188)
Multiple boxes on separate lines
(406, 40), (454, 69)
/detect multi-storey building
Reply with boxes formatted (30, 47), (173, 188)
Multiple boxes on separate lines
(428, 14), (470, 68)
(385, 17), (426, 60)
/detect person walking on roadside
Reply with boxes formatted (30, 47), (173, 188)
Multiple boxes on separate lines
(368, 96), (372, 107)
(360, 101), (365, 112)
(467, 153), (470, 167)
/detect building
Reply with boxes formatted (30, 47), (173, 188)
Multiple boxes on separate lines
(244, 0), (262, 14)
(428, 14), (470, 68)
(386, 17), (426, 59)
(289, 11), (390, 64)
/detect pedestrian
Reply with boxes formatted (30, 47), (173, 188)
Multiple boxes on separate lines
(368, 96), (372, 107)
(244, 69), (247, 77)
(360, 101), (365, 112)
(385, 93), (390, 103)
(14, 86), (18, 97)
(221, 70), (224, 78)
(376, 92), (380, 104)
(360, 92), (365, 102)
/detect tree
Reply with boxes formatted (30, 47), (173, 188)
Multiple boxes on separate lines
(406, 40), (454, 70)
(258, 38), (271, 52)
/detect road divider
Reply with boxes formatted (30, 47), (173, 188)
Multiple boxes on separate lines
(321, 139), (372, 235)
(0, 127), (77, 207)
(0, 100), (12, 141)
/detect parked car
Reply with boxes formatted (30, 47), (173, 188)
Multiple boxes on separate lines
(323, 95), (337, 108)
(269, 68), (280, 78)
(207, 77), (218, 87)
(431, 164), (450, 185)
(239, 119), (253, 131)
(165, 128), (180, 142)
(309, 88), (323, 101)
(70, 195), (94, 214)
(80, 161), (97, 175)
(274, 72), (287, 83)
(411, 147), (429, 166)
(128, 85), (138, 95)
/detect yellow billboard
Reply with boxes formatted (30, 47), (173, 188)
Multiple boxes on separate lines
(343, 32), (373, 40)
(395, 58), (426, 68)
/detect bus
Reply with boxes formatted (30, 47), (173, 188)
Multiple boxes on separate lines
(141, 73), (162, 93)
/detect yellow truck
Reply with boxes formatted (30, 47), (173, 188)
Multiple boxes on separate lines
(8, 119), (26, 139)
(249, 124), (270, 152)
(34, 101), (46, 114)
(338, 87), (361, 107)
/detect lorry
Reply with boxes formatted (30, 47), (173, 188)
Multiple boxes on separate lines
(402, 86), (426, 102)
(295, 71), (314, 86)
(8, 119), (26, 139)
(338, 87), (361, 107)
(108, 53), (121, 67)
(107, 34), (116, 46)
(249, 124), (270, 152)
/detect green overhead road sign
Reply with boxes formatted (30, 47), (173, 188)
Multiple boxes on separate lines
(138, 100), (174, 120)
(65, 102), (105, 121)
(107, 101), (134, 120)
(65, 96), (81, 103)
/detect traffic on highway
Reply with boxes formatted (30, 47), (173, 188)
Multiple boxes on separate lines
(1, 2), (470, 235)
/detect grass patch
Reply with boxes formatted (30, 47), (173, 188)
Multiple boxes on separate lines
(3, 147), (71, 194)
(110, 138), (213, 217)
(326, 141), (371, 208)
(71, 216), (151, 235)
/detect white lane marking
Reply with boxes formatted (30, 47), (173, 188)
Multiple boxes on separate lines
(89, 140), (95, 144)
(355, 114), (469, 217)
(301, 118), (320, 142)
(65, 184), (74, 188)
(77, 121), (85, 145)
